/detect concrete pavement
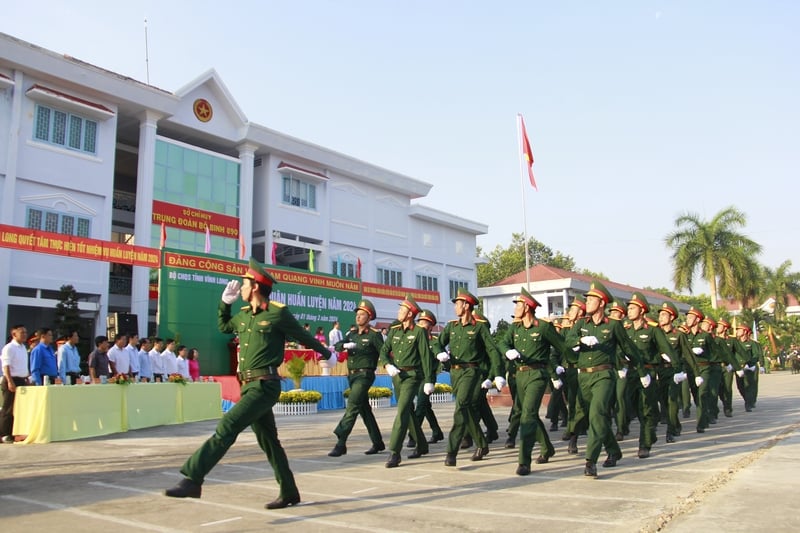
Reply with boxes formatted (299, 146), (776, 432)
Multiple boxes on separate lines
(1, 372), (798, 532)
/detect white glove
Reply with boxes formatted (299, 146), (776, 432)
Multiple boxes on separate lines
(746, 365), (756, 372)
(661, 353), (672, 363)
(221, 280), (241, 304)
(342, 342), (357, 350)
(555, 365), (565, 375)
(572, 345), (581, 352)
(436, 352), (450, 363)
(580, 335), (599, 347)
(481, 379), (493, 389)
(673, 372), (688, 384)
(494, 376), (507, 390)
(759, 367), (765, 374)
(328, 352), (338, 364)
(505, 349), (520, 361)
(551, 378), (563, 390)
(423, 383), (435, 395)
(692, 347), (704, 355)
(695, 376), (704, 387)
(736, 369), (745, 378)
(640, 374), (652, 388)
(385, 364), (400, 377)
(726, 364), (733, 372)
(617, 368), (628, 379)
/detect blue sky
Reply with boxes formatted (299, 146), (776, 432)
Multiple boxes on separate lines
(3, 1), (798, 293)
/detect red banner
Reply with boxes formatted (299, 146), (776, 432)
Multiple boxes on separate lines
(361, 282), (440, 304)
(152, 200), (240, 238)
(0, 224), (160, 267)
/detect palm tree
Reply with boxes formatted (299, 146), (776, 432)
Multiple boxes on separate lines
(665, 206), (762, 309)
(761, 260), (800, 321)
(727, 256), (764, 310)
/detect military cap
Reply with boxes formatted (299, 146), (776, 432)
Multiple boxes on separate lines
(570, 295), (587, 312)
(400, 294), (421, 316)
(472, 310), (489, 322)
(735, 323), (752, 334)
(513, 287), (540, 309)
(718, 318), (731, 330)
(628, 291), (650, 313)
(687, 306), (705, 321)
(356, 299), (376, 320)
(417, 309), (437, 326)
(609, 297), (627, 316)
(243, 257), (276, 287)
(452, 287), (479, 306)
(701, 315), (717, 329)
(585, 281), (611, 305)
(659, 301), (679, 319)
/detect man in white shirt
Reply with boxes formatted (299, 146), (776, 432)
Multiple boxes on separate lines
(149, 338), (165, 382)
(1, 325), (30, 443)
(161, 339), (178, 376)
(175, 345), (191, 380)
(126, 334), (140, 380)
(138, 338), (153, 382)
(107, 335), (130, 376)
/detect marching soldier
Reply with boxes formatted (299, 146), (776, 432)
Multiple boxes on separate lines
(562, 295), (587, 454)
(411, 309), (445, 446)
(715, 318), (737, 418)
(328, 298), (386, 457)
(732, 324), (762, 412)
(682, 306), (719, 433)
(499, 288), (565, 476)
(608, 297), (634, 442)
(656, 302), (690, 442)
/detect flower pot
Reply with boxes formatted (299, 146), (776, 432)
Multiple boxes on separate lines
(272, 402), (319, 416)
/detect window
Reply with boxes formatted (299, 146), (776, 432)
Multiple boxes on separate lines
(33, 104), (98, 155)
(331, 260), (356, 278)
(416, 274), (438, 292)
(377, 267), (403, 287)
(449, 280), (469, 300)
(282, 175), (316, 209)
(26, 207), (91, 237)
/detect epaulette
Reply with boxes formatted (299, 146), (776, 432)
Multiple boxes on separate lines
(390, 323), (404, 329)
(474, 316), (488, 323)
(370, 327), (380, 333)
(270, 300), (286, 308)
(449, 319), (459, 323)
(239, 305), (250, 311)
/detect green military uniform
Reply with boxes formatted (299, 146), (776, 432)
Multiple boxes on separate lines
(330, 299), (385, 455)
(499, 288), (565, 474)
(412, 309), (445, 444)
(176, 258), (330, 507)
(732, 326), (762, 411)
(474, 310), (500, 444)
(658, 302), (691, 441)
(563, 281), (647, 475)
(562, 296), (587, 452)
(607, 297), (634, 441)
(683, 307), (720, 432)
(433, 288), (504, 464)
(714, 320), (737, 417)
(378, 295), (436, 465)
(624, 293), (676, 456)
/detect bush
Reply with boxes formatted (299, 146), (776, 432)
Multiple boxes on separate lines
(279, 390), (322, 404)
(434, 383), (452, 394)
(343, 386), (393, 399)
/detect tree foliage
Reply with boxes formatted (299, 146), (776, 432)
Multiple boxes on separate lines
(761, 260), (800, 321)
(478, 233), (576, 287)
(54, 284), (81, 339)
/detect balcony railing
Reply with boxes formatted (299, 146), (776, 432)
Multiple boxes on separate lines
(109, 275), (132, 295)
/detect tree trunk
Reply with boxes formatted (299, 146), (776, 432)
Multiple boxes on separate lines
(709, 276), (718, 310)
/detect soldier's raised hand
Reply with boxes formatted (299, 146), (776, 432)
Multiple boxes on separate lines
(221, 280), (240, 304)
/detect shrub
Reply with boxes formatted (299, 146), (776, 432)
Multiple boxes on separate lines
(343, 386), (393, 399)
(279, 390), (322, 404)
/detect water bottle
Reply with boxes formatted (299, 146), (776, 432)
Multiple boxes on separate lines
(43, 375), (50, 386)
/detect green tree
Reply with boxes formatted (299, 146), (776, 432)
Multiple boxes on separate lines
(665, 206), (761, 310)
(761, 260), (800, 321)
(727, 256), (763, 311)
(478, 233), (576, 287)
(54, 284), (82, 339)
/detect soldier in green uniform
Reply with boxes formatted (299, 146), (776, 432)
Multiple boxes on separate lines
(562, 295), (587, 454)
(411, 309), (445, 445)
(563, 281), (649, 477)
(473, 310), (501, 445)
(607, 297), (634, 442)
(165, 258), (331, 510)
(378, 295), (436, 468)
(625, 292), (676, 458)
(698, 316), (724, 424)
(732, 324), (762, 412)
(328, 299), (386, 457)
(656, 302), (690, 442)
(434, 288), (505, 467)
(715, 319), (737, 417)
(499, 288), (565, 476)
(682, 306), (718, 433)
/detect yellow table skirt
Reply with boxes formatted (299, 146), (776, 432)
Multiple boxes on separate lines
(13, 382), (221, 444)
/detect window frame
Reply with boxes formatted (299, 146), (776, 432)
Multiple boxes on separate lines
(377, 267), (403, 287)
(25, 207), (91, 237)
(33, 104), (98, 155)
(281, 174), (317, 210)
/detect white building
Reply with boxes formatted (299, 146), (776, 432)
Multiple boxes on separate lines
(0, 33), (486, 336)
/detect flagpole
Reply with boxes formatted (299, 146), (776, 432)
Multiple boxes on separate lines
(516, 114), (531, 290)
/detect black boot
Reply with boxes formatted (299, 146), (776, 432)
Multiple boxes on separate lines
(165, 478), (202, 498)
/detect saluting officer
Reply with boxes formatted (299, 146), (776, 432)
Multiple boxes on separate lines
(328, 299), (386, 457)
(378, 295), (436, 468)
(434, 288), (505, 467)
(499, 287), (565, 476)
(563, 281), (649, 477)
(165, 258), (331, 510)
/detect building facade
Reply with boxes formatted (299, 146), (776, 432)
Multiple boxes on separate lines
(0, 33), (486, 337)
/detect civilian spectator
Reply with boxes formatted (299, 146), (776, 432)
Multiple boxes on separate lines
(138, 337), (153, 382)
(88, 336), (111, 381)
(107, 335), (130, 376)
(176, 345), (191, 380)
(150, 337), (165, 382)
(161, 339), (178, 376)
(1, 325), (29, 443)
(187, 348), (200, 382)
(57, 330), (81, 385)
(127, 334), (140, 379)
(30, 328), (58, 386)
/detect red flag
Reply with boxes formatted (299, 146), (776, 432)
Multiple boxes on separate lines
(270, 242), (277, 264)
(204, 225), (211, 254)
(519, 114), (537, 190)
(159, 222), (167, 249)
(239, 233), (246, 259)
(356, 257), (362, 279)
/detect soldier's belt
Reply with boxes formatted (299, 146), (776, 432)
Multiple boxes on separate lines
(643, 364), (660, 369)
(517, 363), (546, 372)
(578, 364), (613, 374)
(238, 367), (280, 383)
(398, 366), (419, 371)
(451, 363), (479, 370)
(349, 368), (375, 375)
(566, 363), (577, 369)
(696, 361), (720, 367)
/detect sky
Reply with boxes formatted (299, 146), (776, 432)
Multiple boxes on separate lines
(3, 1), (798, 294)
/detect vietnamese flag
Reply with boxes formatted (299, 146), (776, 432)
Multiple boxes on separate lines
(159, 222), (167, 249)
(519, 114), (537, 190)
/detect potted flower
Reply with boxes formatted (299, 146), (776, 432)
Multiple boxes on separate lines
(167, 373), (187, 385)
(430, 383), (453, 404)
(273, 389), (322, 416)
(285, 356), (306, 390)
(109, 374), (131, 385)
(342, 386), (393, 408)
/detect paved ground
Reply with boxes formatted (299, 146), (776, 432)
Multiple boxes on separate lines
(1, 373), (798, 532)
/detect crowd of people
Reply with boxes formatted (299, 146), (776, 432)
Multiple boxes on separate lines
(1, 326), (203, 443)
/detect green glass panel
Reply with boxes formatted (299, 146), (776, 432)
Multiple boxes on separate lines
(198, 153), (212, 175)
(167, 143), (183, 168)
(198, 176), (212, 200)
(155, 140), (168, 165)
(166, 168), (182, 192)
(183, 173), (197, 196)
(183, 149), (198, 173)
